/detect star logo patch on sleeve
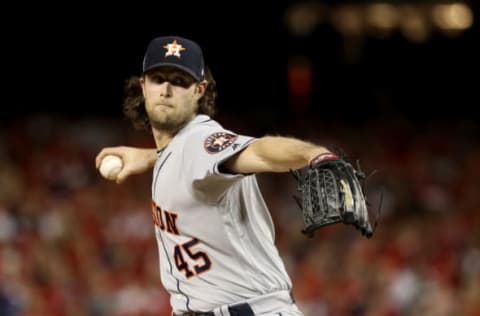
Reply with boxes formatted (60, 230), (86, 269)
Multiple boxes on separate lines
(204, 132), (238, 154)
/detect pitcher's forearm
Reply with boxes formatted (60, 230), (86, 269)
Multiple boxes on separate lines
(224, 136), (333, 173)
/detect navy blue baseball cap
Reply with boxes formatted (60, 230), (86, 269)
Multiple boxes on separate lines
(142, 36), (205, 81)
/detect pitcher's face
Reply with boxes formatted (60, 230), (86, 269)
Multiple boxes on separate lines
(141, 67), (203, 131)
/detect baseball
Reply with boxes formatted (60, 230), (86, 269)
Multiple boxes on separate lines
(99, 155), (123, 180)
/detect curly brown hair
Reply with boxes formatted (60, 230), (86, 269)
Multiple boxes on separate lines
(123, 66), (217, 131)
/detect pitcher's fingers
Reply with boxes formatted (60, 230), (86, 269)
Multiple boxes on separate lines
(95, 148), (110, 168)
(116, 171), (126, 184)
(95, 147), (121, 168)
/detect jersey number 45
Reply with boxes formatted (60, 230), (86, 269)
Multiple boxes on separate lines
(174, 238), (212, 278)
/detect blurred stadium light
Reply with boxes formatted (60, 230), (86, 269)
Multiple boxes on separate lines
(399, 5), (431, 43)
(365, 3), (399, 37)
(432, 3), (473, 31)
(331, 5), (365, 37)
(285, 1), (474, 41)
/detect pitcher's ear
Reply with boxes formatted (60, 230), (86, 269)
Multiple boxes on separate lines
(196, 80), (208, 96)
(139, 77), (146, 96)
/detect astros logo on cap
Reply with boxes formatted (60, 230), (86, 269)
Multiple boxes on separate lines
(163, 40), (186, 58)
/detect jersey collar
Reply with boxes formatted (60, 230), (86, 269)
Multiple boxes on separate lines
(176, 114), (211, 136)
(157, 114), (211, 155)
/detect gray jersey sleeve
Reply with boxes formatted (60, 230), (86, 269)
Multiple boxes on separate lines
(183, 129), (256, 202)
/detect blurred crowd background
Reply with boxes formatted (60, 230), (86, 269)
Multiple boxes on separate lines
(2, 1), (479, 316)
(0, 114), (478, 316)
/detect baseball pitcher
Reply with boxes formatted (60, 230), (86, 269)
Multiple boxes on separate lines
(96, 36), (373, 316)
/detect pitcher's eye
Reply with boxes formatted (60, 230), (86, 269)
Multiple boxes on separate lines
(151, 75), (166, 84)
(170, 76), (190, 88)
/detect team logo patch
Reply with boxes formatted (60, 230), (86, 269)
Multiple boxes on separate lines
(163, 40), (186, 58)
(204, 132), (238, 154)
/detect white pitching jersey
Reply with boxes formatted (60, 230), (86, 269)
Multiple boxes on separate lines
(151, 115), (292, 313)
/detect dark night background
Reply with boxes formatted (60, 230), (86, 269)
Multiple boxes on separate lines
(4, 1), (479, 123)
